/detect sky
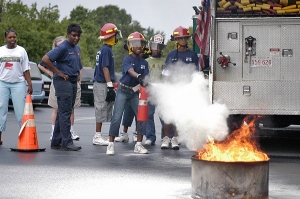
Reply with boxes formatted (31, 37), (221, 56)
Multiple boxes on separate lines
(19, 0), (200, 41)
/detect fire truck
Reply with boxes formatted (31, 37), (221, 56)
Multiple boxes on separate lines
(193, 0), (300, 129)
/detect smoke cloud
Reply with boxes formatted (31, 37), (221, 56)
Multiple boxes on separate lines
(148, 62), (229, 151)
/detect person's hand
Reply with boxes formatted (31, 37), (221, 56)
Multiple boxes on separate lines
(58, 72), (68, 81)
(105, 86), (116, 102)
(137, 74), (148, 87)
(27, 84), (33, 95)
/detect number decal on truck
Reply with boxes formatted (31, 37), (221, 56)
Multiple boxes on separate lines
(251, 56), (272, 67)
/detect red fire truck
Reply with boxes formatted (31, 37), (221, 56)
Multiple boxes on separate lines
(193, 0), (300, 129)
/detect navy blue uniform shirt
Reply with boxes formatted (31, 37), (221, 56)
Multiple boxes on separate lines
(120, 55), (149, 87)
(94, 44), (115, 83)
(47, 40), (82, 76)
(164, 49), (199, 71)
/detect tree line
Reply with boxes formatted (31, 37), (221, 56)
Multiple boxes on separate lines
(0, 0), (193, 72)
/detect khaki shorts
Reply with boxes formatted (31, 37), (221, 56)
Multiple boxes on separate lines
(48, 81), (81, 108)
(93, 82), (114, 123)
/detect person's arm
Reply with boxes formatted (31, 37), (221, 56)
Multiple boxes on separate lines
(103, 67), (113, 87)
(128, 68), (139, 79)
(23, 70), (33, 94)
(38, 64), (53, 78)
(41, 54), (68, 80)
(78, 69), (82, 83)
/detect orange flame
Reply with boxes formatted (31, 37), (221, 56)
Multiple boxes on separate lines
(197, 116), (269, 162)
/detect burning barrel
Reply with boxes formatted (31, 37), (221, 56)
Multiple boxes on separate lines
(191, 117), (269, 198)
(191, 156), (269, 199)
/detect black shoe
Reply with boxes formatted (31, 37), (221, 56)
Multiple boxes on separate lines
(51, 145), (61, 150)
(61, 144), (82, 151)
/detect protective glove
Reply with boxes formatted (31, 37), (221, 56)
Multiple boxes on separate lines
(137, 74), (148, 87)
(105, 82), (116, 102)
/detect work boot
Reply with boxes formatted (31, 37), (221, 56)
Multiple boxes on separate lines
(61, 144), (82, 151)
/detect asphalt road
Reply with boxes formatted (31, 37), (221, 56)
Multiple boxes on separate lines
(1, 105), (300, 199)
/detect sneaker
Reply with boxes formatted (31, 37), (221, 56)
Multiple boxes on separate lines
(144, 139), (154, 145)
(93, 134), (109, 146)
(171, 137), (180, 150)
(49, 131), (53, 141)
(134, 144), (149, 154)
(61, 144), (82, 151)
(70, 130), (80, 140)
(115, 132), (129, 142)
(132, 132), (137, 142)
(106, 143), (115, 155)
(161, 136), (170, 149)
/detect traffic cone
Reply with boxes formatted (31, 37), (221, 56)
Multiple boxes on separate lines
(11, 94), (46, 152)
(137, 86), (148, 122)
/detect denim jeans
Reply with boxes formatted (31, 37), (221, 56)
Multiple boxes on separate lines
(109, 85), (146, 137)
(145, 103), (156, 142)
(51, 77), (77, 147)
(122, 101), (136, 127)
(0, 81), (26, 131)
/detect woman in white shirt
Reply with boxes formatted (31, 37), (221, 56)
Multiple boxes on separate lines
(0, 28), (32, 145)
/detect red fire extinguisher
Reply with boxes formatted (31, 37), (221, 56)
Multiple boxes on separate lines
(137, 86), (148, 122)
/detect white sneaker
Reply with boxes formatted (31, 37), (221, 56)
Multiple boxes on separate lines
(49, 131), (53, 141)
(70, 130), (80, 140)
(132, 132), (137, 142)
(106, 143), (115, 155)
(161, 136), (170, 149)
(134, 144), (149, 154)
(144, 139), (154, 145)
(115, 132), (129, 142)
(171, 137), (179, 150)
(93, 134), (109, 146)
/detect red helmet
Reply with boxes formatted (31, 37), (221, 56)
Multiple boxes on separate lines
(126, 31), (147, 47)
(172, 26), (191, 39)
(98, 23), (122, 40)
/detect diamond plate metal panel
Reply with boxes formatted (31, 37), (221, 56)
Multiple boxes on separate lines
(281, 25), (300, 81)
(213, 81), (300, 115)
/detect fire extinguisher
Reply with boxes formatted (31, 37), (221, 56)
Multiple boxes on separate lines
(137, 86), (148, 122)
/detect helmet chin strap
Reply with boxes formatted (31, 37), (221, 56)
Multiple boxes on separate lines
(176, 42), (188, 48)
(130, 47), (143, 56)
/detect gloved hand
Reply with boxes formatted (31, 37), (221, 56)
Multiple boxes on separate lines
(105, 82), (116, 102)
(105, 87), (115, 102)
(137, 74), (148, 87)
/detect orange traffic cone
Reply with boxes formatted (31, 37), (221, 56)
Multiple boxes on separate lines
(137, 86), (148, 122)
(11, 94), (46, 152)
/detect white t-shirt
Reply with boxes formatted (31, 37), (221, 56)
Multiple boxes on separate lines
(0, 45), (30, 82)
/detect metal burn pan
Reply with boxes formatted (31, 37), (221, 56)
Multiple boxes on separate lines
(191, 155), (269, 199)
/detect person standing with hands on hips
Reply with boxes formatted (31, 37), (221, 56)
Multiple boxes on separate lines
(38, 36), (81, 141)
(106, 31), (149, 155)
(0, 28), (32, 145)
(92, 23), (122, 146)
(42, 23), (83, 151)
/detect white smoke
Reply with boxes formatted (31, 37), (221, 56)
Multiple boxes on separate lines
(148, 61), (229, 151)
